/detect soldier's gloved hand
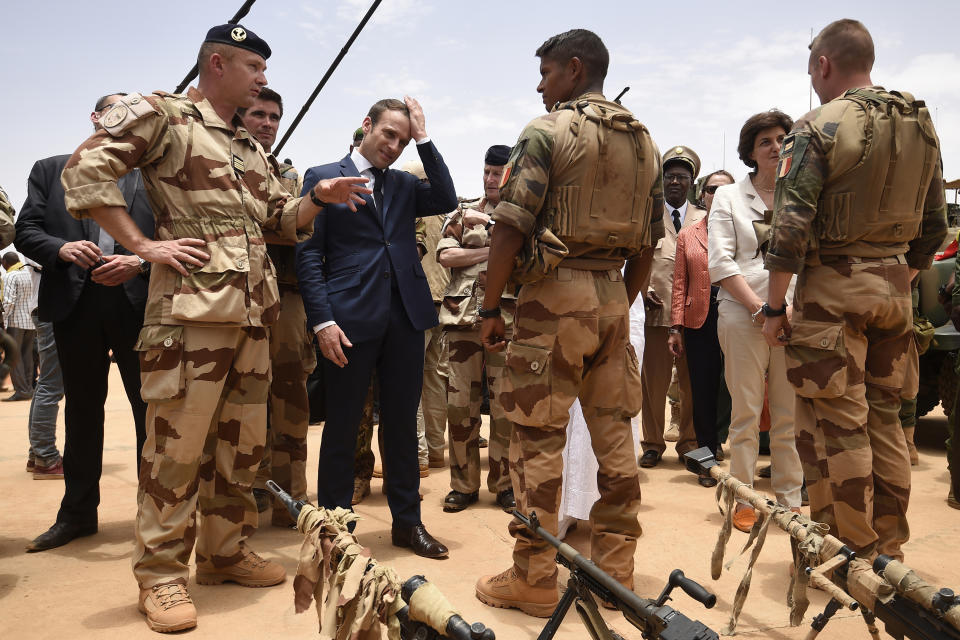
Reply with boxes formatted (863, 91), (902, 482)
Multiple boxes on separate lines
(140, 238), (209, 276)
(313, 177), (372, 213)
(58, 240), (102, 269)
(762, 314), (791, 347)
(480, 316), (507, 352)
(90, 254), (141, 286)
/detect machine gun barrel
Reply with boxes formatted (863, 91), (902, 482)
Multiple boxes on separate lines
(513, 510), (719, 640)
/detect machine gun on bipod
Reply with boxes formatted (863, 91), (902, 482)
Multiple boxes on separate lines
(513, 510), (719, 640)
(266, 481), (495, 640)
(683, 447), (960, 640)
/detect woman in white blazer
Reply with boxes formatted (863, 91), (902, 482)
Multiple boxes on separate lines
(707, 110), (804, 532)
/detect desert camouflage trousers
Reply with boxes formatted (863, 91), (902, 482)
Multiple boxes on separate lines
(132, 325), (270, 587)
(256, 289), (316, 514)
(498, 268), (643, 588)
(445, 326), (511, 494)
(419, 320), (448, 461)
(354, 379), (378, 480)
(788, 256), (915, 561)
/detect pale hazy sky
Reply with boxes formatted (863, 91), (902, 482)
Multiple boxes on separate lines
(3, 0), (959, 253)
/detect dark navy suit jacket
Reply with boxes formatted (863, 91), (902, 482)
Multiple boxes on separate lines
(296, 141), (458, 343)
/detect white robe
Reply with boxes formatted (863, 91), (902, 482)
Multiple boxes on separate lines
(558, 295), (645, 531)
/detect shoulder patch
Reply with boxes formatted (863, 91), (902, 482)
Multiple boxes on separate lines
(778, 134), (809, 180)
(101, 92), (157, 137)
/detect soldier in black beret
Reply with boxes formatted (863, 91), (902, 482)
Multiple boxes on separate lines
(203, 23), (272, 60)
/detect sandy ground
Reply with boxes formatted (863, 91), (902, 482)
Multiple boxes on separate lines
(1, 366), (957, 639)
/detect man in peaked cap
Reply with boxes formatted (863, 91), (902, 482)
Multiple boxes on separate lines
(638, 145), (703, 470)
(59, 23), (371, 632)
(436, 144), (517, 513)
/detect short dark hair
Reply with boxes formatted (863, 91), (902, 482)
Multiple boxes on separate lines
(367, 99), (409, 127)
(704, 169), (735, 185)
(255, 87), (283, 116)
(737, 110), (794, 171)
(94, 93), (127, 112)
(536, 29), (609, 81)
(1, 252), (20, 268)
(238, 87), (283, 118)
(810, 19), (874, 74)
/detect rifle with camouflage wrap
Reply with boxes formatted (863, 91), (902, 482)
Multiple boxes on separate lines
(683, 447), (960, 640)
(513, 510), (719, 640)
(267, 481), (495, 640)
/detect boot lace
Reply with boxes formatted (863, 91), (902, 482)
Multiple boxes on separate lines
(152, 584), (191, 610)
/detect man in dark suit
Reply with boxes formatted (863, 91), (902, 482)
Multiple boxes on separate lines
(15, 93), (154, 552)
(297, 96), (457, 558)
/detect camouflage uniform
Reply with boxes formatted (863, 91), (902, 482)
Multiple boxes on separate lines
(417, 213), (451, 464)
(254, 158), (317, 524)
(437, 199), (515, 495)
(354, 378), (378, 481)
(61, 88), (311, 587)
(493, 92), (662, 588)
(0, 185), (15, 247)
(766, 87), (947, 560)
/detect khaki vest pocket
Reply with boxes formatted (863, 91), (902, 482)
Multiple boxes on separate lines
(135, 325), (185, 402)
(785, 321), (847, 398)
(170, 243), (251, 324)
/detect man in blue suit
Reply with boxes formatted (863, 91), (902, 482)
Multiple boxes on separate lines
(297, 96), (457, 558)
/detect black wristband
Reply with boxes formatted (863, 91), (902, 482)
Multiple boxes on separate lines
(477, 306), (501, 319)
(308, 188), (328, 208)
(761, 302), (787, 317)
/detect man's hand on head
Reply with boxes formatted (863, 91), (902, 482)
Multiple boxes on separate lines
(404, 96), (428, 141)
(90, 254), (141, 286)
(58, 240), (102, 269)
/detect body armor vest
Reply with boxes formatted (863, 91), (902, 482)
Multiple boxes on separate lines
(545, 98), (658, 253)
(818, 89), (939, 246)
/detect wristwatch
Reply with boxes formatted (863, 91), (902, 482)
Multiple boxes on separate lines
(477, 306), (501, 318)
(761, 302), (787, 317)
(308, 188), (329, 208)
(668, 328), (682, 335)
(137, 256), (149, 275)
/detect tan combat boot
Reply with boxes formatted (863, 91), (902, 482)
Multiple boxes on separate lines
(196, 547), (286, 587)
(138, 583), (197, 633)
(902, 427), (919, 465)
(475, 567), (559, 618)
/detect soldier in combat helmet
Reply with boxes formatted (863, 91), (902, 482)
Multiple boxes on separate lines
(762, 19), (947, 562)
(474, 28), (662, 616)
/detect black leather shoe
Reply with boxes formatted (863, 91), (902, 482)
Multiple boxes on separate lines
(698, 472), (718, 488)
(638, 450), (661, 468)
(443, 490), (478, 513)
(758, 465), (772, 478)
(715, 445), (725, 462)
(392, 524), (448, 559)
(495, 489), (516, 512)
(26, 521), (97, 552)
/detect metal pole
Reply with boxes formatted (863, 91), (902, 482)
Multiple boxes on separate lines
(174, 0), (258, 94)
(273, 0), (383, 155)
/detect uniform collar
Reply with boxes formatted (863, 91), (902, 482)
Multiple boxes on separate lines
(186, 87), (256, 147)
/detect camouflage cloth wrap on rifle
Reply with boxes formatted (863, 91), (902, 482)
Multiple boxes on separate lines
(684, 448), (960, 640)
(765, 87), (948, 562)
(491, 92), (662, 589)
(60, 88), (312, 587)
(437, 198), (515, 496)
(255, 156), (317, 525)
(0, 185), (15, 247)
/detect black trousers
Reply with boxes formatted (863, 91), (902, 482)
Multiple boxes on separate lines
(683, 300), (723, 456)
(53, 281), (146, 526)
(316, 290), (424, 530)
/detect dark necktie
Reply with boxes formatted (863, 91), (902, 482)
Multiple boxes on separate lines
(370, 167), (384, 218)
(672, 209), (681, 233)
